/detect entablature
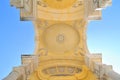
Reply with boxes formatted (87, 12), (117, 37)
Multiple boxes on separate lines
(10, 0), (112, 21)
(87, 0), (112, 20)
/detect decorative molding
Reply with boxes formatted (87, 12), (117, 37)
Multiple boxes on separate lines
(10, 0), (24, 8)
(20, 0), (34, 20)
(85, 53), (120, 80)
(73, 19), (85, 29)
(37, 20), (49, 30)
(10, 0), (35, 21)
(8, 0), (119, 80)
(38, 48), (48, 56)
(10, 0), (112, 21)
(74, 47), (84, 56)
(37, 0), (48, 7)
(73, 0), (83, 8)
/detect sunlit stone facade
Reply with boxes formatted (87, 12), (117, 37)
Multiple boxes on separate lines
(4, 0), (120, 80)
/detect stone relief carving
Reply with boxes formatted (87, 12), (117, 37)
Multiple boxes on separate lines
(93, 0), (100, 9)
(73, 19), (85, 29)
(38, 48), (48, 56)
(92, 0), (112, 10)
(10, 0), (24, 8)
(73, 0), (83, 8)
(7, 0), (116, 80)
(37, 0), (48, 7)
(11, 0), (112, 21)
(37, 20), (49, 30)
(20, 0), (34, 20)
(74, 47), (84, 56)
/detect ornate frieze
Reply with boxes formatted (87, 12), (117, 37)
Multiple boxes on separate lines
(7, 0), (119, 80)
(10, 0), (112, 21)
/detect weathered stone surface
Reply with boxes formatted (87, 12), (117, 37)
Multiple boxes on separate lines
(4, 0), (120, 80)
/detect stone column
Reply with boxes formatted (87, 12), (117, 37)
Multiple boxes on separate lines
(107, 70), (120, 80)
(3, 66), (25, 80)
(3, 71), (20, 80)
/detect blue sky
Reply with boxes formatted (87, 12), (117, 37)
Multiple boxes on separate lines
(0, 0), (120, 79)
